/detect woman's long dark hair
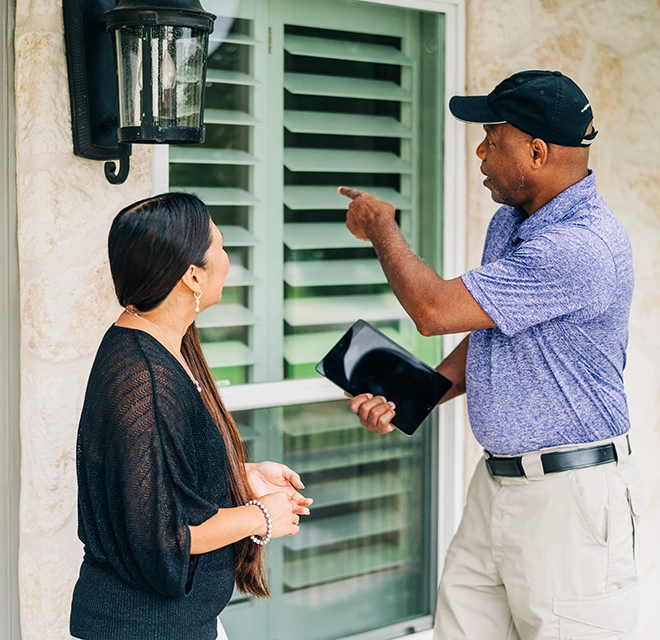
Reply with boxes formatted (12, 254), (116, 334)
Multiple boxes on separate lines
(108, 192), (268, 597)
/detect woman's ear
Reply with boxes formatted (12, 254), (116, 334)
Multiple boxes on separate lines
(180, 264), (201, 292)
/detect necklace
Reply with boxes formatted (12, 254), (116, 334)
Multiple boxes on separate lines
(124, 309), (203, 393)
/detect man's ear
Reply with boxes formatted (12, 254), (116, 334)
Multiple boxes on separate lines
(530, 138), (548, 169)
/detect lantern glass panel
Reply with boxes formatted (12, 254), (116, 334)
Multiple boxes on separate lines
(153, 26), (208, 127)
(115, 25), (209, 131)
(115, 25), (142, 128)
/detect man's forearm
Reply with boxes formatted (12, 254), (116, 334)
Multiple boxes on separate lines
(366, 217), (449, 328)
(367, 220), (492, 335)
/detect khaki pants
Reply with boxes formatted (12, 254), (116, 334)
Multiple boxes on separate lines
(434, 435), (643, 640)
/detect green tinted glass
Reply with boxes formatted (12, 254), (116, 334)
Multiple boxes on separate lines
(223, 400), (436, 640)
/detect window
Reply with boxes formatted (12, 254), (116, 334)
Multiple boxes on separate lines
(164, 1), (463, 638)
(225, 399), (437, 639)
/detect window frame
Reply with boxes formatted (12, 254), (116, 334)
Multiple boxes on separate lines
(1, 0), (21, 638)
(153, 1), (467, 638)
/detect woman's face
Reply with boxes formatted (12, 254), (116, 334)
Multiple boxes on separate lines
(198, 220), (230, 309)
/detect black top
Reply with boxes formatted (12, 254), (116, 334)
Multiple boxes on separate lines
(70, 325), (235, 640)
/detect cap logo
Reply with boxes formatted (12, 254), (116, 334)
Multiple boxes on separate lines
(581, 102), (591, 113)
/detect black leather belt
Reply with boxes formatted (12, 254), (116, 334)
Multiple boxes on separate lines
(486, 436), (631, 478)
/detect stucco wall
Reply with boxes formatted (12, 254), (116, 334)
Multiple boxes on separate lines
(462, 0), (660, 636)
(14, 2), (152, 638)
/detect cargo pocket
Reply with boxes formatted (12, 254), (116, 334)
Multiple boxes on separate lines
(553, 581), (639, 639)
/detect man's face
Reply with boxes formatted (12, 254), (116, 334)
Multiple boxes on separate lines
(476, 124), (531, 207)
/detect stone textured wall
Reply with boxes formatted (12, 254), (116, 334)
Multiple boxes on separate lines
(14, 2), (152, 638)
(463, 0), (660, 635)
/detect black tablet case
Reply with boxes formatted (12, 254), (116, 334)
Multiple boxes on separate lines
(316, 320), (452, 435)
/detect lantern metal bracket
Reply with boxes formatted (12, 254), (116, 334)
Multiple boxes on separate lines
(104, 143), (132, 184)
(63, 0), (128, 183)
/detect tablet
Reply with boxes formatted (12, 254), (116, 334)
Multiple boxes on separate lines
(315, 320), (452, 435)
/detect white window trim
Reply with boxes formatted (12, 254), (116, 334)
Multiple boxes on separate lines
(152, 144), (169, 193)
(1, 0), (20, 638)
(154, 1), (467, 637)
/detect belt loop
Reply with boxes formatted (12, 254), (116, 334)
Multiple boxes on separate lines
(614, 434), (630, 467)
(521, 451), (545, 480)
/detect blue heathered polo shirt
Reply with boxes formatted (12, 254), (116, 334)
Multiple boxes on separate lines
(461, 171), (633, 456)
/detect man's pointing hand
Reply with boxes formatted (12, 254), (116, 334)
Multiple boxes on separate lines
(337, 186), (396, 241)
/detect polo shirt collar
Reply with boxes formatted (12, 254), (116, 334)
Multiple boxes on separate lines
(514, 170), (596, 242)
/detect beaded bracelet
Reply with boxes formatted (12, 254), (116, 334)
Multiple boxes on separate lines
(245, 499), (273, 546)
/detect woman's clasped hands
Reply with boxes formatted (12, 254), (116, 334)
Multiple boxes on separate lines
(246, 461), (312, 538)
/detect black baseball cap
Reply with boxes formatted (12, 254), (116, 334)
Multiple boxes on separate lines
(449, 70), (597, 147)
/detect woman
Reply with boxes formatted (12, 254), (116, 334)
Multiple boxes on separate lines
(70, 193), (311, 640)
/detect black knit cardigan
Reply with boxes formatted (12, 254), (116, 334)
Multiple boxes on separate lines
(70, 325), (235, 640)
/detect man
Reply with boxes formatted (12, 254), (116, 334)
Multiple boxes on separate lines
(338, 70), (643, 639)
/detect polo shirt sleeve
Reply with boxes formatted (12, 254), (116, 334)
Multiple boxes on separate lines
(461, 227), (617, 337)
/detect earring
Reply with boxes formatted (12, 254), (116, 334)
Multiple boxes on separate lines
(194, 290), (202, 313)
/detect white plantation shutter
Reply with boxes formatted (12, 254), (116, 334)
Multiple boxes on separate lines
(279, 9), (419, 378)
(169, 1), (446, 638)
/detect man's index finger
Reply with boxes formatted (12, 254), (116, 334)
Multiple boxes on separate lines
(337, 186), (363, 200)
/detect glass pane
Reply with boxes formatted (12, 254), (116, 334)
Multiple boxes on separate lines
(115, 26), (142, 128)
(117, 25), (208, 129)
(281, 16), (440, 380)
(152, 26), (208, 127)
(224, 399), (435, 640)
(169, 6), (446, 638)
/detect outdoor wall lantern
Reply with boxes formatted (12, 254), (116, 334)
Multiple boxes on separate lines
(63, 0), (216, 184)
